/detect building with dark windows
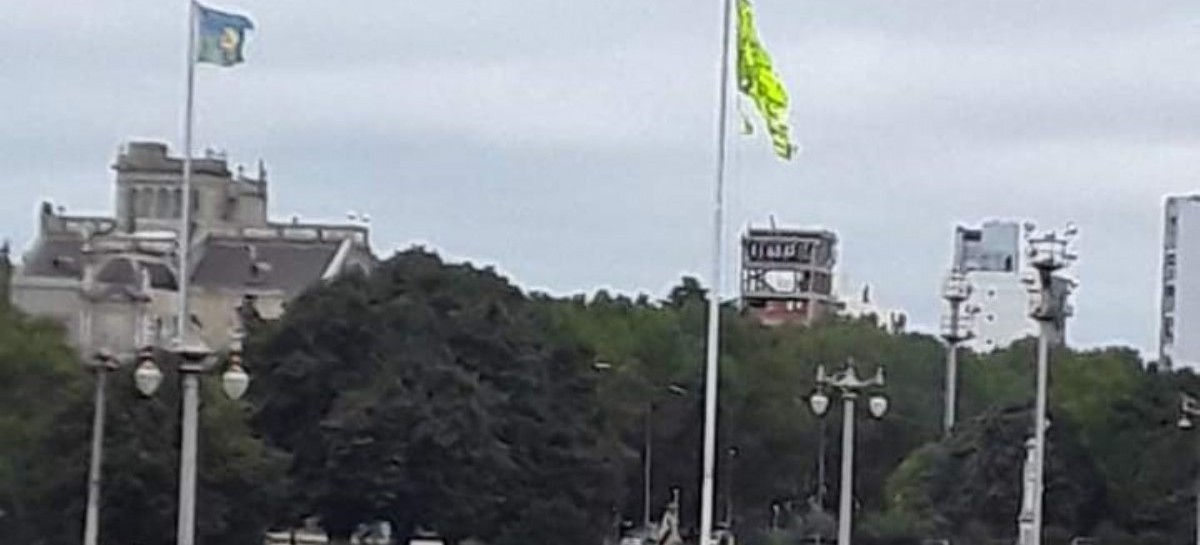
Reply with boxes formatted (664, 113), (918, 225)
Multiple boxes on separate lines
(740, 224), (838, 326)
(1161, 195), (1200, 370)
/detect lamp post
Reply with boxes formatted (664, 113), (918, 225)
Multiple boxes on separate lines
(592, 361), (685, 536)
(1178, 393), (1200, 545)
(82, 349), (120, 545)
(1022, 222), (1078, 545)
(133, 330), (250, 545)
(78, 237), (157, 545)
(940, 271), (975, 435)
(808, 359), (888, 545)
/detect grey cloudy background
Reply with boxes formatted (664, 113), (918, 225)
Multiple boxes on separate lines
(3, 0), (1199, 353)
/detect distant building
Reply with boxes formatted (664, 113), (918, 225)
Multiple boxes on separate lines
(1161, 195), (1200, 370)
(740, 224), (838, 326)
(949, 221), (1040, 352)
(837, 280), (908, 334)
(10, 141), (376, 355)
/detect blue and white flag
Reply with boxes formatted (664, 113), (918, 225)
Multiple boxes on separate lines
(196, 3), (254, 67)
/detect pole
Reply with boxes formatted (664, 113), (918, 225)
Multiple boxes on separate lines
(177, 372), (200, 545)
(176, 3), (199, 545)
(83, 369), (108, 545)
(943, 299), (961, 435)
(1031, 321), (1051, 545)
(720, 446), (729, 528)
(817, 418), (827, 507)
(177, 0), (197, 343)
(837, 395), (856, 545)
(644, 404), (653, 532)
(699, 0), (735, 543)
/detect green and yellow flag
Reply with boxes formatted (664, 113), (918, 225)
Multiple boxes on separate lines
(737, 0), (797, 160)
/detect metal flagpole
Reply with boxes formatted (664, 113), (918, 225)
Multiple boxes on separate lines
(700, 0), (736, 543)
(176, 3), (200, 545)
(178, 1), (196, 343)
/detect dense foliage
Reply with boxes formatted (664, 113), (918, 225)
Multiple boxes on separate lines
(4, 248), (1200, 545)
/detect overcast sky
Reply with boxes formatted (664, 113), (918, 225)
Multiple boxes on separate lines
(3, 0), (1199, 354)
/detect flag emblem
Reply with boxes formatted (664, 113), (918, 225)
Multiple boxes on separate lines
(737, 0), (797, 160)
(196, 3), (255, 67)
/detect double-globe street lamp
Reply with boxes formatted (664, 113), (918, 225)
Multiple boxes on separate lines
(808, 359), (888, 545)
(82, 325), (250, 545)
(132, 329), (251, 545)
(78, 232), (252, 545)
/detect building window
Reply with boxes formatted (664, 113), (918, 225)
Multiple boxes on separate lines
(123, 187), (137, 227)
(136, 187), (153, 217)
(156, 187), (170, 219)
(172, 189), (183, 218)
(191, 189), (200, 215)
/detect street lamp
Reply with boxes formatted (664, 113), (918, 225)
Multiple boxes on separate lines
(592, 361), (685, 536)
(135, 329), (250, 545)
(808, 359), (888, 545)
(82, 349), (122, 545)
(1179, 393), (1200, 545)
(940, 271), (976, 435)
(1022, 222), (1078, 545)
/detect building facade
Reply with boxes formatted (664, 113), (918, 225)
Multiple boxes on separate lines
(949, 220), (1041, 352)
(9, 141), (376, 356)
(1161, 195), (1200, 370)
(740, 224), (838, 326)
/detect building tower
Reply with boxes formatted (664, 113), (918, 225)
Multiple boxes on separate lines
(950, 220), (1043, 352)
(740, 223), (838, 326)
(1161, 195), (1200, 370)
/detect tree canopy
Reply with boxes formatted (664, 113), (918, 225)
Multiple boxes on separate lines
(5, 248), (1200, 545)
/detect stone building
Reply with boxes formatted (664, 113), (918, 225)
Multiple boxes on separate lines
(9, 141), (376, 356)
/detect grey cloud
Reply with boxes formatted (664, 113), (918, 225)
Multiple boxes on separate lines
(4, 0), (1198, 354)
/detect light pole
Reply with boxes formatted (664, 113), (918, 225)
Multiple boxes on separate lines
(1022, 222), (1078, 545)
(808, 359), (889, 545)
(133, 330), (251, 545)
(592, 361), (685, 536)
(1177, 393), (1200, 545)
(940, 271), (975, 435)
(82, 349), (120, 545)
(78, 236), (157, 545)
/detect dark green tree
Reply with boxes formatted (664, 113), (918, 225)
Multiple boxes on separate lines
(249, 250), (623, 544)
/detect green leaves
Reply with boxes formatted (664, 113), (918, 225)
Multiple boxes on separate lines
(250, 249), (622, 543)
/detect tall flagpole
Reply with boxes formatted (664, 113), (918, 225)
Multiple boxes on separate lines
(178, 0), (196, 344)
(700, 0), (736, 543)
(176, 3), (200, 545)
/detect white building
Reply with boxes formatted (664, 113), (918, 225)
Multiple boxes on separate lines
(1161, 195), (1200, 370)
(836, 275), (908, 334)
(949, 221), (1039, 353)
